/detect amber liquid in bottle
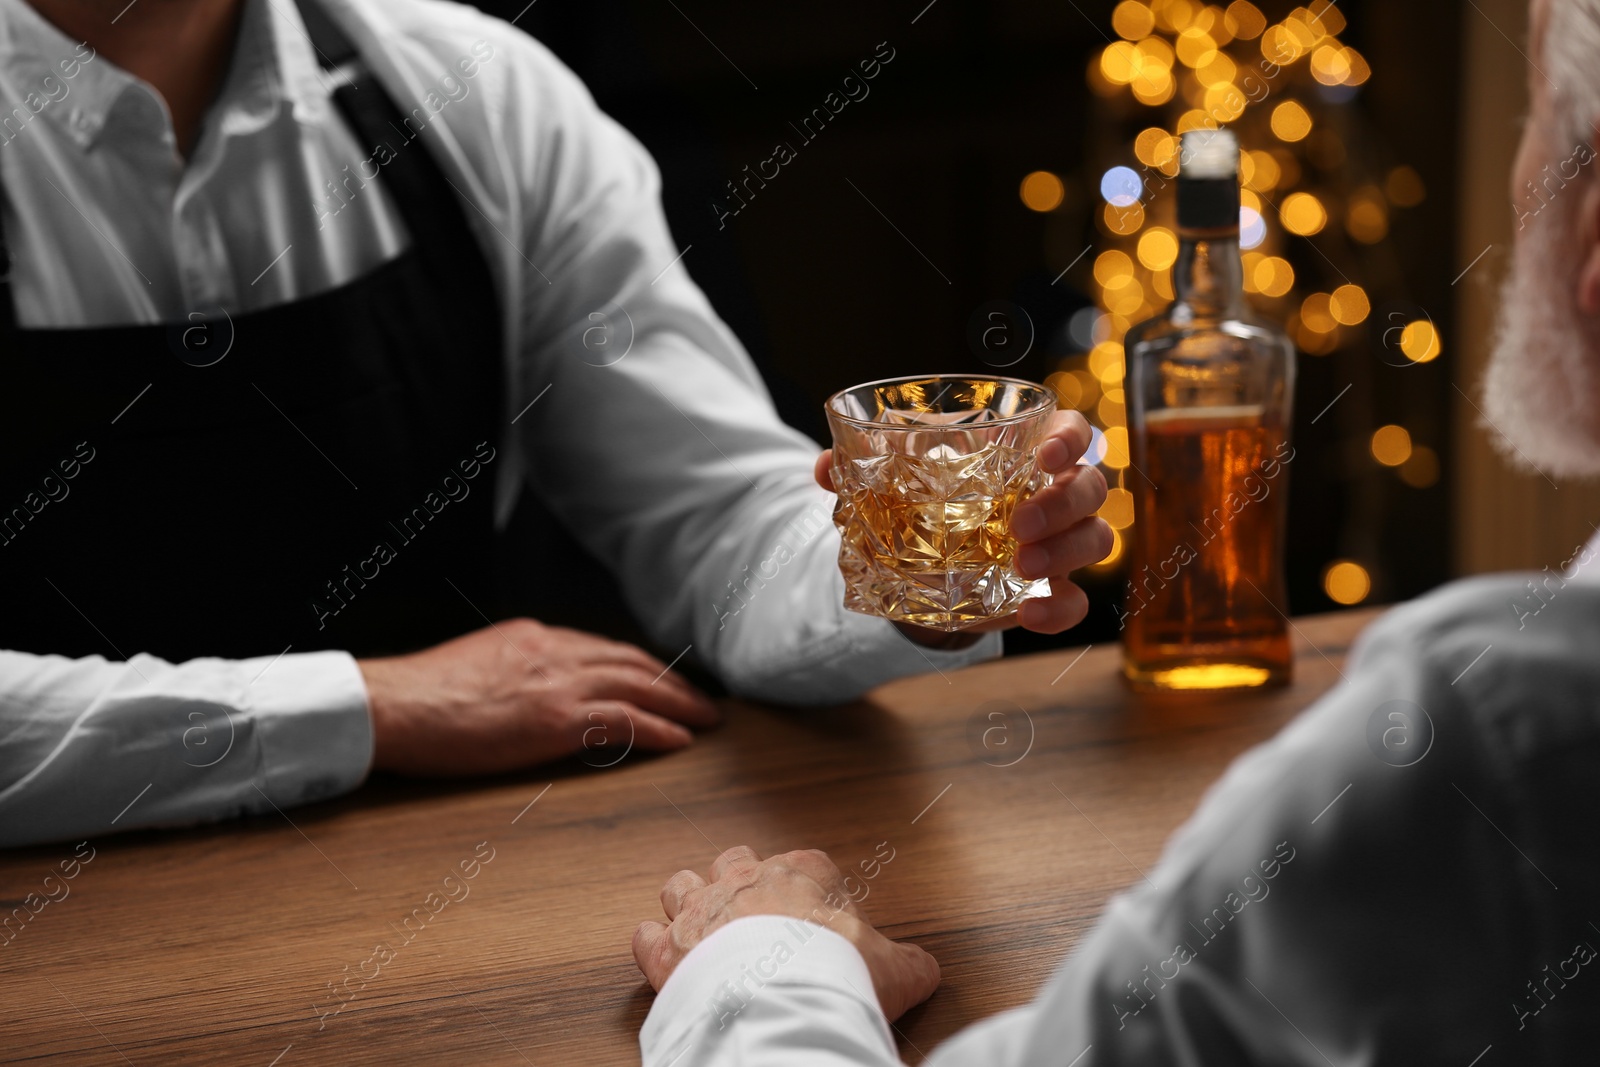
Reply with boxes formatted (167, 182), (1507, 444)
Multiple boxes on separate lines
(1122, 130), (1295, 690)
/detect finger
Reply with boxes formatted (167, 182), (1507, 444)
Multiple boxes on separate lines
(780, 848), (844, 890)
(814, 450), (836, 493)
(1016, 516), (1116, 580)
(566, 644), (715, 717)
(1036, 410), (1093, 473)
(1016, 578), (1091, 635)
(1011, 464), (1109, 543)
(527, 627), (671, 679)
(660, 869), (707, 920)
(632, 920), (671, 990)
(572, 701), (692, 755)
(891, 941), (943, 1018)
(710, 845), (763, 882)
(576, 666), (720, 728)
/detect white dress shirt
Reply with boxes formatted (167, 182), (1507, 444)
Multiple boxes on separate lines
(0, 0), (1000, 848)
(644, 574), (1600, 1064)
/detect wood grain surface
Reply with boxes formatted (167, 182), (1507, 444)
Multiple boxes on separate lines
(0, 608), (1378, 1065)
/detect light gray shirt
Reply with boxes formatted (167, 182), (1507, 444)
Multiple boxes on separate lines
(643, 572), (1600, 1065)
(0, 0), (999, 848)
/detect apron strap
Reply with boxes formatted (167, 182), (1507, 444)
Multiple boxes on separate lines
(291, 0), (491, 299)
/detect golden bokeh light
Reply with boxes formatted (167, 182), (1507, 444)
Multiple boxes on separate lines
(1246, 149), (1281, 190)
(1100, 487), (1136, 530)
(1270, 100), (1313, 142)
(1386, 164), (1426, 207)
(1346, 188), (1389, 243)
(1307, 0), (1346, 35)
(1068, 369), (1102, 411)
(1280, 191), (1328, 235)
(1293, 314), (1341, 355)
(1399, 445), (1440, 489)
(1342, 46), (1371, 85)
(1400, 320), (1442, 363)
(1102, 277), (1146, 315)
(1153, 0), (1199, 33)
(1240, 188), (1262, 213)
(1224, 0), (1267, 39)
(1195, 51), (1237, 88)
(1204, 6), (1235, 47)
(1135, 127), (1181, 172)
(1112, 1), (1157, 40)
(1138, 227), (1180, 271)
(1323, 560), (1371, 605)
(1088, 341), (1125, 383)
(1045, 370), (1083, 409)
(1103, 200), (1146, 234)
(1150, 267), (1175, 300)
(1019, 170), (1065, 212)
(1261, 24), (1304, 64)
(1282, 13), (1323, 51)
(1204, 83), (1246, 122)
(1176, 27), (1219, 67)
(1137, 34), (1177, 66)
(1370, 425), (1413, 467)
(1102, 426), (1131, 469)
(1329, 284), (1370, 325)
(1094, 526), (1126, 569)
(1251, 255), (1295, 297)
(1310, 43), (1351, 85)
(1101, 41), (1144, 85)
(1176, 108), (1218, 133)
(1132, 65), (1178, 105)
(1094, 250), (1135, 287)
(1098, 391), (1127, 426)
(1300, 292), (1337, 333)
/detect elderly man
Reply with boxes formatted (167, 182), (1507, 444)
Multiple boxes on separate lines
(0, 0), (1111, 848)
(629, 0), (1600, 1062)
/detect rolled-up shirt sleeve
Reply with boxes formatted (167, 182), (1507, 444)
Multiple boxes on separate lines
(0, 648), (371, 848)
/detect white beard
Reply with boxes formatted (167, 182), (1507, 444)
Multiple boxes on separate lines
(1481, 191), (1600, 480)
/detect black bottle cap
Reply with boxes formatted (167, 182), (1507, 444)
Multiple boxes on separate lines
(1177, 129), (1239, 232)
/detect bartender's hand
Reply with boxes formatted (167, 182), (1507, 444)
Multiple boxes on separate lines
(357, 621), (720, 775)
(814, 409), (1114, 646)
(632, 845), (940, 1022)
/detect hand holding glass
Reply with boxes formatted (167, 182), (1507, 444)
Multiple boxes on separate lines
(824, 375), (1059, 632)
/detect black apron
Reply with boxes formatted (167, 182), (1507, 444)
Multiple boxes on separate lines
(0, 0), (513, 661)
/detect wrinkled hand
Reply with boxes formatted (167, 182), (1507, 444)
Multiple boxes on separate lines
(815, 409), (1114, 639)
(632, 845), (940, 1022)
(358, 620), (719, 775)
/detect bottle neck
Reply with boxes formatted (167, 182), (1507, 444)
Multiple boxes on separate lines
(1172, 229), (1244, 321)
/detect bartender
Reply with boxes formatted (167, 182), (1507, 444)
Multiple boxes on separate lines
(0, 0), (1110, 847)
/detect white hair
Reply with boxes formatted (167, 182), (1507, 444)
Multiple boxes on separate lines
(1545, 0), (1600, 149)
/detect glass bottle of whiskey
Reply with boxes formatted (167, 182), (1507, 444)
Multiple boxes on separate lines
(1121, 128), (1297, 690)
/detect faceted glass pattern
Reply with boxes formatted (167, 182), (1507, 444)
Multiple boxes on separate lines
(825, 375), (1055, 631)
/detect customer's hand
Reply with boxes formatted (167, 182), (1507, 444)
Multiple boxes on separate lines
(357, 620), (719, 775)
(632, 845), (940, 1021)
(814, 408), (1114, 643)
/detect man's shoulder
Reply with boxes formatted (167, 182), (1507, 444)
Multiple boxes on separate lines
(1352, 571), (1600, 750)
(330, 0), (531, 57)
(323, 0), (588, 113)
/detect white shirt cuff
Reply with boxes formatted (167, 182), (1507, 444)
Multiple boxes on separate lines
(641, 915), (888, 1063)
(247, 650), (373, 806)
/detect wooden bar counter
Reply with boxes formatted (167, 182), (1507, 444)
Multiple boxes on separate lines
(0, 609), (1379, 1065)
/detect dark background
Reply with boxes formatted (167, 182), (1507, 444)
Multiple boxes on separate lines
(485, 0), (1464, 656)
